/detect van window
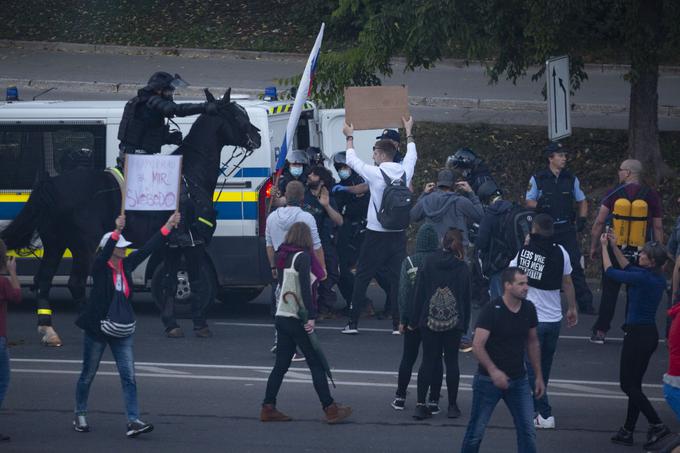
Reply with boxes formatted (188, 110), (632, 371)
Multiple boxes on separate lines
(0, 124), (106, 190)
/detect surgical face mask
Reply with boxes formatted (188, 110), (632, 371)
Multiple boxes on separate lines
(289, 166), (303, 178)
(338, 169), (351, 180)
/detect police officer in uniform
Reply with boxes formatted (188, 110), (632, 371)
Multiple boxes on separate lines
(525, 142), (596, 315)
(118, 72), (220, 161)
(446, 147), (495, 194)
(272, 150), (309, 207)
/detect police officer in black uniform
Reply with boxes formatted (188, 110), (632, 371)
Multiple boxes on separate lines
(446, 147), (495, 194)
(272, 150), (309, 207)
(525, 142), (596, 314)
(118, 72), (220, 160)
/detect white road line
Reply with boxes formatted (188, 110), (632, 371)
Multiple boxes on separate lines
(10, 358), (664, 388)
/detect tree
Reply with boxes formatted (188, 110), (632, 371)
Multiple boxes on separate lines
(311, 0), (680, 181)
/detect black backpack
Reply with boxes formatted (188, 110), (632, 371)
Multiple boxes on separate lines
(485, 203), (534, 274)
(374, 169), (413, 230)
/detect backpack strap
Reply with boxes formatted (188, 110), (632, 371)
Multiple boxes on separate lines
(379, 168), (407, 186)
(406, 256), (415, 270)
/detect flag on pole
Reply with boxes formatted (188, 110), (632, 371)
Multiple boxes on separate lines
(275, 22), (325, 173)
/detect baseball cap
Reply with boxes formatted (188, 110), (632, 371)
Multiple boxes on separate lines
(376, 129), (400, 143)
(99, 232), (133, 249)
(436, 169), (455, 188)
(543, 142), (568, 157)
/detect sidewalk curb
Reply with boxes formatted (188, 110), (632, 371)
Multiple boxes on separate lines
(2, 39), (680, 75)
(4, 77), (680, 118)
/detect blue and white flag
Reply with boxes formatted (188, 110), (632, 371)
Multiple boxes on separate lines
(275, 22), (325, 172)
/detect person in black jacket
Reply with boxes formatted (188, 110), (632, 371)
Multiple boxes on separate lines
(73, 212), (180, 438)
(410, 228), (471, 420)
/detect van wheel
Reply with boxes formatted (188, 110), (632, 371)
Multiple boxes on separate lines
(150, 257), (217, 318)
(217, 288), (264, 305)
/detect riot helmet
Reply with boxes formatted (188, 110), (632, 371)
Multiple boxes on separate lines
(146, 72), (190, 92)
(332, 151), (347, 169)
(446, 147), (478, 170)
(305, 146), (325, 167)
(477, 180), (502, 205)
(286, 149), (308, 178)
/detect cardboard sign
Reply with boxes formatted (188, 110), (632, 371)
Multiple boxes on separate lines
(123, 154), (182, 211)
(344, 86), (410, 130)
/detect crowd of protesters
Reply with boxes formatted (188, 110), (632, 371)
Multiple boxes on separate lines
(2, 114), (680, 452)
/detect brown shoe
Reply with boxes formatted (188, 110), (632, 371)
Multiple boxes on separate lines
(260, 404), (292, 422)
(166, 327), (184, 338)
(324, 403), (352, 424)
(194, 326), (213, 338)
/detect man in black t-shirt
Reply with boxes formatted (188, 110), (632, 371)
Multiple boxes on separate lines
(461, 267), (544, 453)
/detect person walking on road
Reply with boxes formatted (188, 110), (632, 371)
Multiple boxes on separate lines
(461, 267), (544, 453)
(510, 213), (578, 430)
(0, 241), (21, 443)
(411, 228), (471, 420)
(599, 232), (673, 449)
(525, 142), (595, 315)
(261, 222), (352, 424)
(73, 212), (180, 438)
(340, 117), (417, 335)
(391, 223), (443, 413)
(589, 159), (664, 344)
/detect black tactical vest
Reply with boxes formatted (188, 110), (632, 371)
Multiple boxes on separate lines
(515, 236), (564, 291)
(534, 168), (576, 224)
(118, 90), (167, 154)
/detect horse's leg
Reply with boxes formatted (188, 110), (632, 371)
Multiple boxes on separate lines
(67, 237), (96, 311)
(34, 233), (65, 347)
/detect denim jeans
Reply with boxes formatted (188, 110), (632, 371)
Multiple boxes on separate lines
(488, 272), (503, 301)
(664, 383), (680, 421)
(525, 321), (561, 418)
(75, 332), (139, 421)
(0, 337), (9, 408)
(461, 374), (536, 453)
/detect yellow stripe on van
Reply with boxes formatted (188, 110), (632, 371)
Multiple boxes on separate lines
(0, 193), (30, 202)
(213, 192), (258, 202)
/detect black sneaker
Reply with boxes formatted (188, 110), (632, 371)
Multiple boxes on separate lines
(73, 413), (89, 433)
(447, 403), (462, 419)
(610, 427), (633, 446)
(590, 331), (606, 345)
(413, 404), (432, 420)
(126, 420), (154, 438)
(644, 424), (672, 450)
(427, 400), (441, 415)
(391, 397), (405, 411)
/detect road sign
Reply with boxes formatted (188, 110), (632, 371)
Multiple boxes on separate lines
(547, 55), (571, 141)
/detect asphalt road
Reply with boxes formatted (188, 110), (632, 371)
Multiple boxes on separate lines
(1, 284), (676, 452)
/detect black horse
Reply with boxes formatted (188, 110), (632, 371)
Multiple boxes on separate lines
(0, 89), (261, 345)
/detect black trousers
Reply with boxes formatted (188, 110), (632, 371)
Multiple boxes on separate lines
(418, 328), (462, 406)
(349, 230), (406, 327)
(263, 316), (333, 408)
(317, 244), (340, 312)
(396, 328), (443, 400)
(161, 244), (209, 330)
(553, 228), (593, 310)
(620, 324), (662, 431)
(593, 250), (624, 333)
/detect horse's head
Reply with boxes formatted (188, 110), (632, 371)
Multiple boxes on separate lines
(205, 88), (261, 151)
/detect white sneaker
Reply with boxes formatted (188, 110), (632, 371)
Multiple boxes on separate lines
(341, 324), (358, 335)
(534, 414), (555, 429)
(392, 329), (401, 335)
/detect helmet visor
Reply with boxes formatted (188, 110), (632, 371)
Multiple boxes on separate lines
(170, 74), (190, 89)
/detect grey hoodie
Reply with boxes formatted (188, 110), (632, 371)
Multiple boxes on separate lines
(265, 206), (321, 251)
(410, 189), (483, 245)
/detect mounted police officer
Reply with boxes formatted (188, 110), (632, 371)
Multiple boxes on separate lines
(117, 72), (220, 162)
(446, 147), (495, 195)
(525, 142), (596, 315)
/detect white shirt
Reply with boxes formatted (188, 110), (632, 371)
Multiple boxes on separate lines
(510, 244), (572, 322)
(345, 142), (417, 232)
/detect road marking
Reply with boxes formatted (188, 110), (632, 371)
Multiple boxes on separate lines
(136, 365), (190, 375)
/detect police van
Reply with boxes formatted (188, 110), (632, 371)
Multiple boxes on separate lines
(0, 96), (380, 306)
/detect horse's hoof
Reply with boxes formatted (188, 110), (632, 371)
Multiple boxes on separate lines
(37, 326), (63, 347)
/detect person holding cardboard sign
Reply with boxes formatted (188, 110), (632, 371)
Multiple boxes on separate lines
(340, 116), (417, 335)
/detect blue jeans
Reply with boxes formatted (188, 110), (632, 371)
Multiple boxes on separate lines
(461, 374), (536, 453)
(525, 321), (561, 418)
(488, 272), (503, 301)
(664, 383), (680, 421)
(0, 337), (9, 408)
(75, 332), (139, 421)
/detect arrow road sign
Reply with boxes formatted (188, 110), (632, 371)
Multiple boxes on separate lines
(547, 55), (571, 141)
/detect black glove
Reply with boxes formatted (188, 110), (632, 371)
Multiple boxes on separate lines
(576, 216), (587, 233)
(206, 102), (219, 115)
(167, 131), (183, 145)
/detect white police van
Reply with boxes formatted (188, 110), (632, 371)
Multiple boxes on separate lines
(0, 96), (380, 305)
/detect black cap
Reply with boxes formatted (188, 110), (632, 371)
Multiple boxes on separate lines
(376, 129), (400, 143)
(543, 142), (568, 157)
(436, 169), (455, 188)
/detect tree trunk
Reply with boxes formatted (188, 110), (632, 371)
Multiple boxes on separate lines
(626, 0), (672, 183)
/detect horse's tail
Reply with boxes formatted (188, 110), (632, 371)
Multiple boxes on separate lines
(0, 179), (54, 251)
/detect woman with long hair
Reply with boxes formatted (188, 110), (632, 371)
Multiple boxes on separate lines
(261, 222), (352, 424)
(410, 228), (471, 420)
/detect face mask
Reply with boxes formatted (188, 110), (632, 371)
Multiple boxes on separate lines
(289, 166), (303, 178)
(307, 180), (321, 190)
(338, 169), (351, 180)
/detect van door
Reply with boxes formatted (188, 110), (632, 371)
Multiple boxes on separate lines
(318, 109), (383, 165)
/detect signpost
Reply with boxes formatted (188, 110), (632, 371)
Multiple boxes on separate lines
(546, 55), (571, 141)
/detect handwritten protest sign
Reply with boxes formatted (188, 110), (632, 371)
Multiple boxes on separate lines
(344, 86), (410, 130)
(123, 154), (182, 212)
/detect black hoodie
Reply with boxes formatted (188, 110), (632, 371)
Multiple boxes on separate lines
(411, 249), (471, 332)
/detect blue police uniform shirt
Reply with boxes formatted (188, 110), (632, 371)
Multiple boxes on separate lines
(525, 174), (586, 225)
